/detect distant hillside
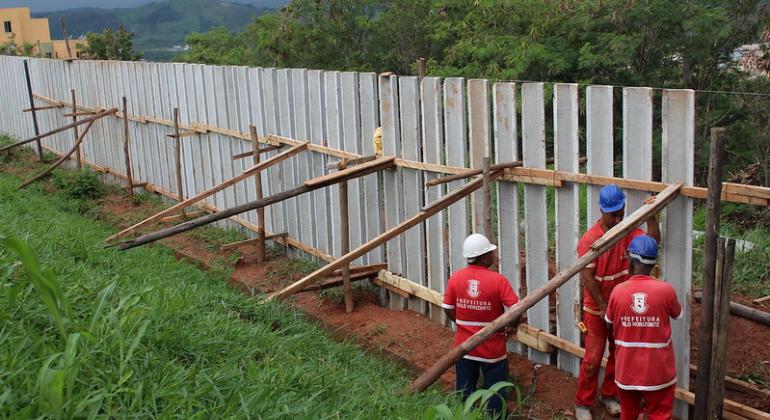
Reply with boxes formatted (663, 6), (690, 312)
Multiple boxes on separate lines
(34, 0), (286, 61)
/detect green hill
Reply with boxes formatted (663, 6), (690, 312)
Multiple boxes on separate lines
(35, 0), (283, 61)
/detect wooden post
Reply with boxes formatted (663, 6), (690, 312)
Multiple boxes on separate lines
(418, 58), (426, 80)
(338, 159), (354, 313)
(122, 97), (134, 198)
(250, 125), (266, 263)
(694, 127), (725, 419)
(71, 89), (81, 168)
(60, 17), (73, 59)
(23, 59), (43, 161)
(482, 156), (493, 238)
(707, 238), (735, 419)
(173, 108), (185, 217)
(408, 182), (683, 393)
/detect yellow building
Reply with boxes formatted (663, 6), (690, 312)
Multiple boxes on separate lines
(1, 7), (86, 59)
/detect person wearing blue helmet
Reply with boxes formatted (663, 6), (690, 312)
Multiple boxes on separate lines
(605, 235), (683, 420)
(574, 185), (661, 420)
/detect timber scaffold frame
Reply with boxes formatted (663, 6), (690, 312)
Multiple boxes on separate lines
(1, 56), (769, 419)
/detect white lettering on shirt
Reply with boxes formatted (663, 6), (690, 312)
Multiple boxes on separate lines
(619, 315), (661, 328)
(456, 298), (492, 312)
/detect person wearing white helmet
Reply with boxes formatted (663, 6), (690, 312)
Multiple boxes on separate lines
(575, 185), (661, 420)
(442, 233), (520, 417)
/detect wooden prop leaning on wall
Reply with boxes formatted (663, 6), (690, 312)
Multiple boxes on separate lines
(105, 141), (310, 242)
(408, 182), (683, 393)
(18, 119), (97, 189)
(266, 168), (509, 301)
(113, 157), (396, 250)
(0, 108), (118, 154)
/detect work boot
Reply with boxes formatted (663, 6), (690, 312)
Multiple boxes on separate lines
(600, 397), (621, 416)
(574, 405), (593, 420)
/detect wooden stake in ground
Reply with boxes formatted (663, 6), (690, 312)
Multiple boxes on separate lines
(23, 59), (44, 160)
(408, 182), (683, 393)
(106, 140), (310, 242)
(0, 108), (118, 154)
(250, 125), (266, 263)
(19, 119), (96, 189)
(71, 90), (81, 168)
(694, 127), (725, 419)
(418, 58), (426, 80)
(173, 108), (186, 218)
(114, 157), (395, 251)
(337, 159), (354, 313)
(267, 167), (510, 301)
(122, 97), (135, 198)
(707, 238), (736, 419)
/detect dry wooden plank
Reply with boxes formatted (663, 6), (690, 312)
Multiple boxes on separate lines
(753, 295), (770, 304)
(232, 145), (282, 160)
(0, 107), (118, 153)
(22, 104), (62, 112)
(305, 156), (395, 187)
(378, 270), (444, 307)
(515, 326), (555, 353)
(693, 291), (770, 326)
(19, 119), (96, 189)
(106, 141), (309, 242)
(409, 182), (683, 393)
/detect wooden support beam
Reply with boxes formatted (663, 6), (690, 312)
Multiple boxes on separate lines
(426, 157), (563, 187)
(122, 97), (134, 197)
(753, 295), (770, 304)
(23, 60), (43, 160)
(372, 278), (410, 299)
(693, 291), (770, 327)
(114, 157), (394, 250)
(105, 141), (310, 242)
(172, 108), (185, 218)
(690, 364), (770, 400)
(232, 145), (282, 160)
(338, 159), (354, 313)
(63, 111), (98, 118)
(377, 270), (444, 307)
(71, 89), (81, 169)
(326, 154), (378, 170)
(301, 267), (384, 292)
(159, 210), (207, 224)
(123, 182), (147, 190)
(18, 119), (96, 189)
(0, 108), (118, 153)
(165, 130), (198, 139)
(708, 238), (736, 418)
(482, 156), (493, 238)
(304, 157), (395, 187)
(515, 325), (556, 353)
(250, 126), (266, 263)
(267, 167), (507, 301)
(408, 182), (683, 393)
(22, 105), (62, 112)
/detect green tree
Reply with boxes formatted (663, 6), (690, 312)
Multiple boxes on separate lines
(79, 24), (142, 61)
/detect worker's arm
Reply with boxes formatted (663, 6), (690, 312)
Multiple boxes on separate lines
(644, 196), (661, 243)
(443, 308), (456, 322)
(580, 266), (606, 314)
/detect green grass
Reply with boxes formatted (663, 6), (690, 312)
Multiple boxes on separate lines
(0, 169), (469, 417)
(692, 205), (770, 298)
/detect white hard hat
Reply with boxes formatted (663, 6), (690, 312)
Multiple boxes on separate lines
(463, 233), (497, 259)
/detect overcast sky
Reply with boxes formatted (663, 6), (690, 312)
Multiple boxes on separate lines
(1, 0), (158, 12)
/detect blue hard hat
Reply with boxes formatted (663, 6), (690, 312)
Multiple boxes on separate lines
(628, 235), (658, 264)
(599, 184), (626, 213)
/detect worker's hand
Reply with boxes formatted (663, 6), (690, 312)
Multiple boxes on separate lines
(598, 303), (607, 319)
(503, 326), (517, 339)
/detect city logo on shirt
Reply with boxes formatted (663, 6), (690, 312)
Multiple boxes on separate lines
(467, 279), (481, 298)
(630, 292), (649, 314)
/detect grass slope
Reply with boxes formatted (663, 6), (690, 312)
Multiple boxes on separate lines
(36, 0), (279, 61)
(0, 169), (459, 417)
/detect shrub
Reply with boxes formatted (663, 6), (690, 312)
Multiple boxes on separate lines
(52, 168), (105, 200)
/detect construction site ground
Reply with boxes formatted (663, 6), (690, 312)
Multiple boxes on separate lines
(2, 152), (768, 418)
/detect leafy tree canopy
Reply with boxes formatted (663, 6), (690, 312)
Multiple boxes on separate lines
(79, 24), (143, 61)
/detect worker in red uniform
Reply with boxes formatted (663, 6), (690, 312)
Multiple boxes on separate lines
(443, 233), (519, 417)
(575, 185), (660, 419)
(605, 235), (682, 420)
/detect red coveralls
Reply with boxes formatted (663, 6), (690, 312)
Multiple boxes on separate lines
(605, 275), (683, 420)
(575, 222), (644, 407)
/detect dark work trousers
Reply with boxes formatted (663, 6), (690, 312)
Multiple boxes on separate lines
(455, 357), (509, 417)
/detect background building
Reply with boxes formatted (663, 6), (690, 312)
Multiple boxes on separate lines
(1, 7), (85, 58)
